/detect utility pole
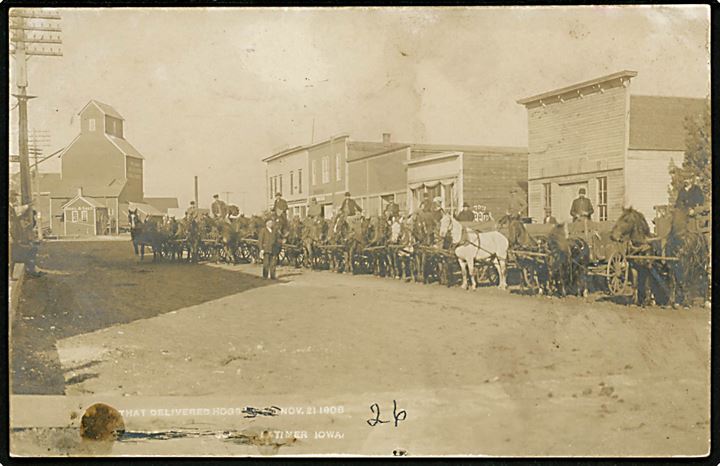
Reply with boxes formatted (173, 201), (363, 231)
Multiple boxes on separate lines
(10, 8), (62, 207)
(194, 176), (199, 206)
(29, 129), (51, 198)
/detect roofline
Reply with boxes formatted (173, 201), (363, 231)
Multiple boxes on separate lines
(517, 70), (638, 105)
(61, 194), (102, 210)
(78, 100), (125, 120)
(410, 143), (528, 154)
(106, 134), (144, 159)
(347, 145), (412, 163)
(406, 151), (463, 166)
(263, 134), (350, 162)
(57, 134), (81, 159)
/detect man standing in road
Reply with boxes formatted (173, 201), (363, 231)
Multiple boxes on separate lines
(570, 188), (594, 222)
(211, 194), (228, 221)
(258, 218), (281, 280)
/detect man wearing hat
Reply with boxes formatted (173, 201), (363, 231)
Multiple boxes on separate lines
(506, 187), (528, 220)
(185, 201), (199, 221)
(418, 192), (434, 213)
(211, 194), (228, 220)
(455, 202), (475, 222)
(272, 192), (289, 232)
(675, 175), (704, 215)
(307, 197), (322, 218)
(570, 187), (594, 222)
(383, 198), (400, 222)
(258, 218), (281, 279)
(339, 192), (362, 217)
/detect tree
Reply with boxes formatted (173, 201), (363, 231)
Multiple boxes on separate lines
(669, 101), (711, 205)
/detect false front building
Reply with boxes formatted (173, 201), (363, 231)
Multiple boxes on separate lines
(518, 70), (706, 224)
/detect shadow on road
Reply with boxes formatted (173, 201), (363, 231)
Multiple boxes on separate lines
(12, 240), (276, 395)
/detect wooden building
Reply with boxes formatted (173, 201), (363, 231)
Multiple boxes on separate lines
(25, 100), (176, 236)
(406, 145), (528, 219)
(61, 188), (110, 236)
(518, 70), (706, 224)
(264, 133), (528, 220)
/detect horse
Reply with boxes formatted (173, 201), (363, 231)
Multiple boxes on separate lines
(412, 211), (441, 283)
(498, 215), (548, 294)
(216, 218), (242, 264)
(181, 216), (202, 263)
(612, 207), (708, 307)
(388, 217), (416, 281)
(284, 217), (304, 268)
(301, 216), (326, 269)
(439, 212), (509, 290)
(327, 214), (348, 272)
(128, 210), (165, 262)
(365, 215), (389, 276)
(342, 216), (368, 274)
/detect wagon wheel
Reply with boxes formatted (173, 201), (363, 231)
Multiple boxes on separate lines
(606, 251), (629, 296)
(476, 263), (499, 287)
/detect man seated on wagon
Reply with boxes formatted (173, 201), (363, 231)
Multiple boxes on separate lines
(272, 192), (289, 233)
(455, 202), (475, 222)
(506, 187), (528, 221)
(384, 199), (400, 222)
(185, 201), (199, 221)
(674, 176), (705, 233)
(307, 197), (322, 219)
(211, 194), (228, 221)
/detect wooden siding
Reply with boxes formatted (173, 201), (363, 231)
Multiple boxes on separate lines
(528, 169), (624, 223)
(462, 152), (528, 220)
(625, 149), (684, 223)
(308, 138), (348, 198)
(527, 83), (629, 181)
(348, 148), (407, 197)
(61, 131), (126, 184)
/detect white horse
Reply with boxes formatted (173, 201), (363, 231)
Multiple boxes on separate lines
(439, 213), (509, 290)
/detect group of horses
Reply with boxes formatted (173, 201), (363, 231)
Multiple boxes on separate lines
(128, 204), (709, 308)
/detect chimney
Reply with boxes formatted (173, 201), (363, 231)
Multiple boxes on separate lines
(382, 133), (391, 144)
(77, 187), (83, 197)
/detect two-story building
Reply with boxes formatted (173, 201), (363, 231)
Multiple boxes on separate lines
(265, 132), (528, 221)
(262, 145), (309, 218)
(517, 70), (707, 224)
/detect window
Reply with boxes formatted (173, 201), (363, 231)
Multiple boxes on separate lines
(81, 210), (88, 222)
(71, 210), (78, 223)
(311, 160), (317, 186)
(88, 119), (96, 131)
(597, 176), (608, 221)
(290, 171), (294, 195)
(298, 169), (303, 194)
(543, 183), (552, 219)
(269, 177), (273, 200)
(335, 153), (342, 181)
(321, 156), (330, 184)
(279, 175), (283, 195)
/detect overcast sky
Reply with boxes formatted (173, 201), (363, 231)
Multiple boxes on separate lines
(9, 6), (710, 213)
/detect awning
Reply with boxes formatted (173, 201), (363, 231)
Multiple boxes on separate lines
(408, 178), (457, 190)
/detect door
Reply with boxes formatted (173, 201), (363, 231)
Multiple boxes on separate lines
(554, 182), (588, 223)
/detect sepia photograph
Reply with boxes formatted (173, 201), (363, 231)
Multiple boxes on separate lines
(7, 5), (712, 457)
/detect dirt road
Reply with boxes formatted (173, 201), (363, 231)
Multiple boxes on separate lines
(11, 240), (710, 456)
